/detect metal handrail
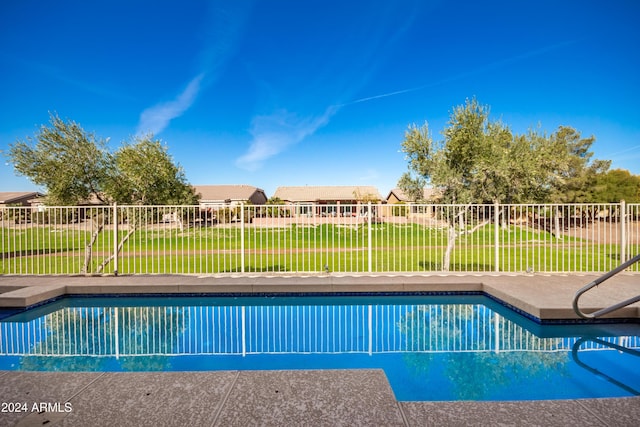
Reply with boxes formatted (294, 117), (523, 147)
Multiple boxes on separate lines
(573, 253), (640, 319)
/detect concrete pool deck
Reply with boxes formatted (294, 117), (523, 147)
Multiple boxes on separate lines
(1, 370), (639, 426)
(1, 272), (639, 321)
(1, 273), (639, 426)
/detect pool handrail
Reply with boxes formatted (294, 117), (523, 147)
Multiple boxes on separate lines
(572, 253), (640, 319)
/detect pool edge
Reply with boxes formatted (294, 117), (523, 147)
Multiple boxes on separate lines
(1, 273), (639, 323)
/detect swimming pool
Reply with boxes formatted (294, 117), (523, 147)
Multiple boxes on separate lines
(1, 294), (639, 401)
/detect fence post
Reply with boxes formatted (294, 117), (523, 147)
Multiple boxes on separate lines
(367, 201), (372, 273)
(494, 201), (500, 272)
(113, 202), (118, 276)
(620, 200), (626, 264)
(240, 202), (245, 273)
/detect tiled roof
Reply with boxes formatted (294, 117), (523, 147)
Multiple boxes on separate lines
(0, 191), (44, 204)
(194, 185), (265, 202)
(273, 186), (382, 202)
(387, 188), (440, 202)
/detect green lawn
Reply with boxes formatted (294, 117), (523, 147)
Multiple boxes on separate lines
(1, 223), (636, 275)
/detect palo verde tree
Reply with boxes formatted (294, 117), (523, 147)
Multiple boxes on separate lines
(7, 113), (199, 273)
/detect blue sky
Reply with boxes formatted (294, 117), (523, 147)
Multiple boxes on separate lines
(1, 0), (639, 198)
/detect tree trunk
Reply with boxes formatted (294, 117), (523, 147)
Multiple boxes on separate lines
(82, 219), (104, 274)
(176, 212), (184, 232)
(442, 225), (457, 271)
(553, 206), (563, 240)
(96, 226), (136, 273)
(499, 206), (508, 229)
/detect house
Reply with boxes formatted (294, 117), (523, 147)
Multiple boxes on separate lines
(272, 185), (382, 217)
(384, 187), (440, 219)
(0, 191), (45, 223)
(385, 187), (440, 204)
(0, 191), (45, 207)
(194, 185), (267, 208)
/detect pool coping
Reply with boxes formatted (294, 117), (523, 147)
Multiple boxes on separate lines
(1, 272), (639, 322)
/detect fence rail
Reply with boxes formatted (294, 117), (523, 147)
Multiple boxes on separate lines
(1, 202), (639, 275)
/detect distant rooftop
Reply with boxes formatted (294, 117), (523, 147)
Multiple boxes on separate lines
(194, 185), (267, 204)
(0, 191), (45, 204)
(387, 187), (440, 202)
(273, 186), (382, 202)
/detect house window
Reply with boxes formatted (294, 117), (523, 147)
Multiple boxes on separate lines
(319, 205), (337, 217)
(296, 203), (313, 217)
(341, 205), (355, 216)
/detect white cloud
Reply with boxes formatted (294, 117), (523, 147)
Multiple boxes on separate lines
(136, 74), (204, 136)
(236, 106), (338, 171)
(135, 4), (252, 137)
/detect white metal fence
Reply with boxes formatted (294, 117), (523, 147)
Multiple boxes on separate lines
(1, 202), (639, 275)
(3, 302), (637, 358)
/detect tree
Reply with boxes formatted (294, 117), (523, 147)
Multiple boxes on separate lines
(398, 100), (522, 270)
(399, 100), (611, 206)
(396, 173), (426, 202)
(8, 114), (198, 206)
(7, 114), (199, 274)
(107, 136), (199, 205)
(397, 98), (612, 270)
(399, 99), (539, 205)
(396, 125), (428, 202)
(8, 114), (112, 205)
(264, 196), (288, 218)
(592, 169), (640, 203)
(547, 126), (611, 203)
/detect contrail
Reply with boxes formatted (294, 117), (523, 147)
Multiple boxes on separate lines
(340, 40), (578, 107)
(339, 85), (432, 106)
(604, 144), (640, 157)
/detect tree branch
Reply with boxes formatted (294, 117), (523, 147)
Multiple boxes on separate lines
(95, 226), (136, 273)
(82, 217), (104, 274)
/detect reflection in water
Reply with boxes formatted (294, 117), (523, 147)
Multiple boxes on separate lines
(12, 306), (185, 371)
(398, 304), (574, 400)
(571, 337), (640, 395)
(1, 298), (639, 400)
(5, 303), (626, 357)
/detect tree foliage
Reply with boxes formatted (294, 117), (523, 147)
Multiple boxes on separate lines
(107, 136), (199, 205)
(9, 114), (112, 205)
(398, 98), (611, 204)
(397, 98), (616, 270)
(592, 169), (640, 203)
(8, 114), (198, 205)
(547, 126), (611, 203)
(8, 114), (199, 274)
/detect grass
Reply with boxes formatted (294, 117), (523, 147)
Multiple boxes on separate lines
(1, 223), (637, 275)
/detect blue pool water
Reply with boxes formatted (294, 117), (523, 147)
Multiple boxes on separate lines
(1, 294), (639, 401)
